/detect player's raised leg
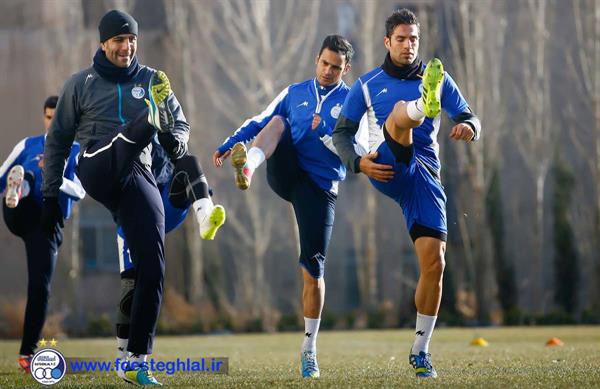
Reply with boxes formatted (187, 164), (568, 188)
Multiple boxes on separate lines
(169, 155), (226, 240)
(385, 58), (444, 147)
(5, 165), (25, 209)
(230, 115), (286, 190)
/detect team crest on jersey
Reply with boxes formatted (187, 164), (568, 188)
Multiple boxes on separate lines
(131, 86), (145, 99)
(330, 103), (342, 119)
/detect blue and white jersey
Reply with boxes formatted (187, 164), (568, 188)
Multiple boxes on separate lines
(0, 134), (84, 218)
(341, 65), (470, 174)
(217, 78), (350, 193)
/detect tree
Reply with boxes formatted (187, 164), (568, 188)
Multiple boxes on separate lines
(440, 0), (509, 322)
(502, 0), (558, 314)
(181, 0), (322, 326)
(551, 155), (579, 314)
(565, 0), (600, 313)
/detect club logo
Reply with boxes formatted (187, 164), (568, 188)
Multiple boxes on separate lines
(330, 103), (342, 119)
(30, 348), (66, 385)
(416, 330), (425, 336)
(132, 86), (145, 99)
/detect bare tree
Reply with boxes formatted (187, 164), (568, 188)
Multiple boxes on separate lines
(508, 0), (558, 313)
(565, 0), (600, 311)
(341, 0), (381, 312)
(441, 0), (510, 321)
(181, 0), (322, 324)
(165, 0), (207, 306)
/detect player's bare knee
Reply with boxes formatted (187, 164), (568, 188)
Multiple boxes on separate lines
(388, 103), (419, 133)
(390, 101), (408, 124)
(423, 254), (445, 279)
(303, 269), (323, 289)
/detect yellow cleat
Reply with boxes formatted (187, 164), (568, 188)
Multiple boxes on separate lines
(421, 58), (444, 118)
(199, 205), (226, 240)
(231, 142), (251, 190)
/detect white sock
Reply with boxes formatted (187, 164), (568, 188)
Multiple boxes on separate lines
(127, 353), (148, 370)
(21, 180), (30, 198)
(302, 317), (321, 353)
(193, 197), (214, 218)
(116, 338), (128, 372)
(411, 312), (437, 354)
(117, 337), (128, 352)
(246, 147), (265, 170)
(406, 99), (426, 121)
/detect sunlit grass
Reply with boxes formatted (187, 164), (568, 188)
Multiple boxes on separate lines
(1, 326), (599, 388)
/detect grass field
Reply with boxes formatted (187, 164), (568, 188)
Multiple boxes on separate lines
(1, 326), (599, 388)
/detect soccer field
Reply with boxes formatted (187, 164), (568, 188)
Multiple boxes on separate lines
(1, 326), (599, 388)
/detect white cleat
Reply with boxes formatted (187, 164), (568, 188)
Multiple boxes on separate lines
(5, 165), (24, 208)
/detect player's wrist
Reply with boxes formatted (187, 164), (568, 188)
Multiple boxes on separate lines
(355, 156), (363, 173)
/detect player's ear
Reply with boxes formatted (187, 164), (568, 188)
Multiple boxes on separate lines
(315, 55), (320, 66)
(384, 36), (391, 51)
(343, 62), (352, 76)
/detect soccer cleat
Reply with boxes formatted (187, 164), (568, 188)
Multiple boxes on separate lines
(5, 165), (24, 208)
(18, 355), (32, 374)
(230, 142), (252, 190)
(301, 351), (320, 378)
(124, 367), (163, 386)
(421, 58), (444, 118)
(409, 351), (437, 378)
(197, 204), (226, 240)
(146, 70), (174, 133)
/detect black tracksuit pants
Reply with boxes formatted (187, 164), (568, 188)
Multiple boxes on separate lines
(3, 192), (62, 356)
(77, 111), (164, 355)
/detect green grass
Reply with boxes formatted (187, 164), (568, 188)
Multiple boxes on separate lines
(1, 326), (599, 388)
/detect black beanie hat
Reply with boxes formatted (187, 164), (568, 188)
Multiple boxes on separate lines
(98, 10), (138, 42)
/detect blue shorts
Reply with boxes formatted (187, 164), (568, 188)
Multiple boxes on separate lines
(118, 183), (189, 274)
(369, 141), (447, 238)
(266, 128), (336, 279)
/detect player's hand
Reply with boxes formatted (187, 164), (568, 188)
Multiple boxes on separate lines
(359, 152), (394, 182)
(311, 114), (322, 130)
(212, 150), (231, 167)
(449, 123), (474, 142)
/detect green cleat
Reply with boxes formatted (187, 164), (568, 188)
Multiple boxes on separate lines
(146, 70), (173, 132)
(149, 70), (171, 105)
(421, 58), (444, 118)
(199, 204), (226, 240)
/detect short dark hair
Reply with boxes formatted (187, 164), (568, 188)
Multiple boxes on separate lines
(318, 35), (354, 64)
(385, 8), (419, 37)
(44, 96), (58, 111)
